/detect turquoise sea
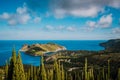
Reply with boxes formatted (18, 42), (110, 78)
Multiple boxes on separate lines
(0, 40), (106, 66)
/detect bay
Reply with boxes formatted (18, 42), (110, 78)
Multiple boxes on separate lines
(0, 40), (106, 66)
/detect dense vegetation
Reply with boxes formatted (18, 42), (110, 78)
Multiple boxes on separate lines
(100, 39), (120, 52)
(0, 48), (120, 80)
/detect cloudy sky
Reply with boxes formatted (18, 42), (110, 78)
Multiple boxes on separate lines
(0, 0), (120, 40)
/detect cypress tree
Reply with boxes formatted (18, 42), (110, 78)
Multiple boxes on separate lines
(27, 68), (31, 80)
(102, 67), (105, 80)
(85, 58), (88, 80)
(50, 69), (53, 80)
(118, 68), (120, 80)
(0, 75), (2, 80)
(53, 60), (60, 80)
(16, 52), (26, 80)
(33, 66), (38, 80)
(4, 61), (8, 80)
(61, 64), (65, 80)
(67, 73), (72, 80)
(65, 72), (68, 80)
(76, 72), (81, 80)
(82, 71), (84, 80)
(30, 65), (33, 80)
(8, 48), (16, 80)
(40, 56), (47, 80)
(107, 60), (110, 80)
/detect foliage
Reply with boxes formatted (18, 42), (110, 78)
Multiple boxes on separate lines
(1, 48), (120, 80)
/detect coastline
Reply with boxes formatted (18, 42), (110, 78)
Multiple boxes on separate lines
(0, 40), (105, 66)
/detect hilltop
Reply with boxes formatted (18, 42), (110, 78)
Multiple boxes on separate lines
(100, 39), (120, 52)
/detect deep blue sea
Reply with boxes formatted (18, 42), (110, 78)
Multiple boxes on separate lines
(0, 40), (106, 66)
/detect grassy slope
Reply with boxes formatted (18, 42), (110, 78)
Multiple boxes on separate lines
(25, 43), (65, 56)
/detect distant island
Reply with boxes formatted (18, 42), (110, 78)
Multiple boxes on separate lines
(19, 42), (66, 56)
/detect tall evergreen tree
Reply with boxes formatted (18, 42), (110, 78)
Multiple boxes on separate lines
(40, 56), (47, 80)
(7, 48), (16, 80)
(33, 66), (37, 80)
(4, 61), (8, 80)
(118, 68), (120, 80)
(53, 60), (61, 80)
(107, 60), (110, 80)
(16, 52), (26, 80)
(85, 58), (88, 80)
(30, 65), (33, 80)
(61, 64), (65, 80)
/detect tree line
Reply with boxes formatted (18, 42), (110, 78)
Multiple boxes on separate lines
(0, 48), (120, 80)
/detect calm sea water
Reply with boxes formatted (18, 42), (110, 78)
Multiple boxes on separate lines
(0, 40), (106, 66)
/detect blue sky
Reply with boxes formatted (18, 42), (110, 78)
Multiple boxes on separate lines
(0, 0), (120, 40)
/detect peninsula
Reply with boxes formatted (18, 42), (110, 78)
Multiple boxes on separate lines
(20, 42), (66, 56)
(100, 39), (120, 52)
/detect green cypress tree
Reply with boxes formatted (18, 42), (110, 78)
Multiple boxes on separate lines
(0, 75), (2, 80)
(67, 73), (72, 80)
(53, 60), (60, 80)
(85, 58), (88, 80)
(4, 61), (8, 80)
(77, 72), (81, 80)
(50, 69), (53, 80)
(8, 48), (16, 80)
(61, 64), (65, 80)
(65, 72), (68, 80)
(102, 67), (105, 80)
(40, 56), (47, 80)
(16, 52), (26, 80)
(118, 68), (120, 80)
(30, 65), (33, 80)
(27, 68), (31, 80)
(107, 60), (110, 80)
(33, 66), (38, 80)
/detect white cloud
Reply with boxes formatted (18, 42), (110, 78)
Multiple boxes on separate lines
(53, 5), (102, 18)
(86, 21), (96, 28)
(66, 26), (76, 31)
(67, 6), (101, 17)
(33, 17), (41, 23)
(18, 14), (31, 24)
(45, 25), (54, 30)
(112, 27), (120, 34)
(17, 6), (27, 14)
(57, 26), (65, 30)
(0, 12), (10, 20)
(111, 27), (120, 39)
(54, 9), (66, 18)
(98, 14), (112, 28)
(86, 14), (113, 30)
(0, 5), (31, 26)
(0, 3), (42, 26)
(8, 19), (17, 25)
(44, 25), (77, 32)
(109, 0), (120, 8)
(50, 0), (120, 18)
